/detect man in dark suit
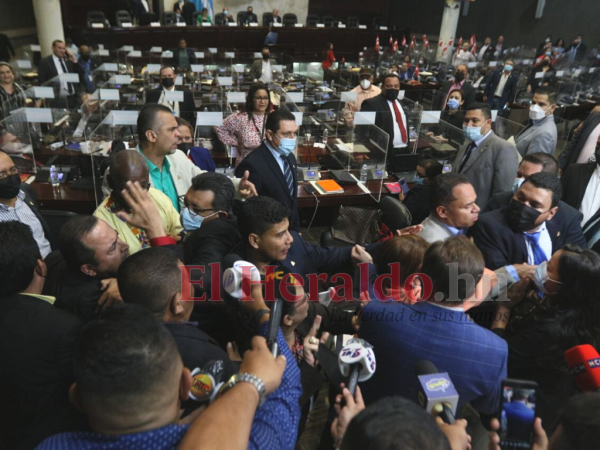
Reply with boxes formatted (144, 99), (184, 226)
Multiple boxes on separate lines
(146, 66), (196, 124)
(77, 45), (99, 94)
(561, 159), (597, 225)
(470, 173), (567, 271)
(181, 0), (196, 25)
(558, 111), (600, 171)
(397, 62), (414, 81)
(235, 108), (300, 232)
(173, 0), (184, 11)
(564, 35), (587, 66)
(171, 38), (197, 72)
(268, 8), (282, 26)
(495, 35), (507, 60)
(432, 64), (476, 110)
(477, 37), (495, 63)
(242, 6), (258, 25)
(37, 39), (84, 101)
(484, 152), (586, 248)
(0, 33), (15, 61)
(360, 73), (411, 159)
(0, 221), (84, 449)
(483, 59), (518, 110)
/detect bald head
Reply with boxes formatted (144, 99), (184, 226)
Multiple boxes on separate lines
(108, 151), (150, 206)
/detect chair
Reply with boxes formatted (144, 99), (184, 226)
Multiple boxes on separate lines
(372, 17), (384, 29)
(283, 13), (298, 26)
(306, 14), (319, 27)
(41, 210), (79, 251)
(87, 11), (110, 28)
(347, 16), (360, 28)
(262, 12), (273, 27)
(115, 10), (132, 27)
(139, 12), (158, 26)
(322, 15), (335, 27)
(163, 11), (177, 26)
(236, 11), (246, 25)
(214, 13), (225, 25)
(192, 11), (203, 25)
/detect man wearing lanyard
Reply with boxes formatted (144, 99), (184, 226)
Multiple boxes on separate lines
(145, 66), (196, 123)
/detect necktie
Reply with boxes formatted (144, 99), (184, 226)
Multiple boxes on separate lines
(583, 210), (600, 247)
(391, 100), (408, 144)
(459, 142), (477, 172)
(524, 231), (547, 265)
(281, 156), (294, 197)
(60, 58), (74, 94)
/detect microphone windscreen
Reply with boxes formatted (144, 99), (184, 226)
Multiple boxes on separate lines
(415, 359), (438, 377)
(565, 344), (600, 392)
(221, 253), (243, 271)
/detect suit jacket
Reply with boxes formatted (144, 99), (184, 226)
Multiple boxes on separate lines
(451, 131), (519, 208)
(515, 115), (558, 157)
(417, 215), (455, 244)
(397, 68), (414, 81)
(234, 142), (300, 231)
(269, 15), (282, 25)
(132, 0), (150, 21)
(146, 88), (196, 124)
(484, 70), (518, 105)
(0, 33), (15, 62)
(172, 47), (197, 68)
(483, 191), (586, 247)
(181, 1), (196, 25)
(360, 94), (411, 153)
(0, 293), (84, 449)
(360, 300), (507, 414)
(250, 58), (278, 81)
(37, 54), (84, 89)
(402, 184), (430, 225)
(433, 80), (476, 110)
(558, 112), (600, 170)
(561, 162), (596, 210)
(173, 0), (184, 11)
(242, 12), (258, 24)
(478, 44), (495, 62)
(469, 208), (569, 270)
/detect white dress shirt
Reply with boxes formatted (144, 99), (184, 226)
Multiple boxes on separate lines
(259, 60), (272, 83)
(386, 99), (408, 148)
(478, 45), (489, 62)
(494, 72), (510, 97)
(524, 221), (552, 265)
(580, 164), (600, 226)
(158, 86), (180, 117)
(52, 54), (71, 97)
(141, 0), (150, 12)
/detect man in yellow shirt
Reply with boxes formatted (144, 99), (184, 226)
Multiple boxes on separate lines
(94, 150), (182, 254)
(343, 68), (382, 127)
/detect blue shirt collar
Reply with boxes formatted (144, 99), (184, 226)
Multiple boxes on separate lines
(265, 139), (283, 158)
(474, 129), (492, 147)
(443, 223), (468, 236)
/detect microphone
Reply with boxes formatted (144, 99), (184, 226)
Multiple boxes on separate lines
(414, 360), (458, 424)
(565, 344), (600, 393)
(222, 257), (260, 299)
(338, 338), (376, 395)
(306, 133), (312, 171)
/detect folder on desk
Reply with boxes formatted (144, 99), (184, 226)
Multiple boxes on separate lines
(311, 180), (344, 194)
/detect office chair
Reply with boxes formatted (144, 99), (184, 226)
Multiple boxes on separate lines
(236, 11), (246, 25)
(87, 11), (110, 28)
(262, 12), (273, 27)
(115, 10), (132, 27)
(322, 15), (335, 27)
(163, 11), (177, 26)
(347, 16), (360, 28)
(139, 12), (158, 26)
(283, 13), (298, 26)
(306, 14), (319, 27)
(192, 11), (203, 25)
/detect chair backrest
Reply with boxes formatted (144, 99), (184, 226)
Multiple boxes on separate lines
(262, 12), (273, 27)
(192, 11), (202, 24)
(214, 12), (224, 25)
(236, 11), (246, 24)
(115, 10), (132, 26)
(372, 17), (383, 29)
(306, 14), (319, 27)
(40, 210), (79, 251)
(87, 11), (108, 27)
(347, 16), (360, 28)
(379, 196), (412, 230)
(140, 12), (158, 26)
(163, 11), (177, 25)
(283, 13), (297, 26)
(323, 15), (335, 27)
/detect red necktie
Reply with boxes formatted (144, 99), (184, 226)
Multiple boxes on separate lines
(391, 100), (408, 144)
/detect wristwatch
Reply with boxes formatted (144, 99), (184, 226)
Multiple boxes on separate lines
(218, 373), (267, 407)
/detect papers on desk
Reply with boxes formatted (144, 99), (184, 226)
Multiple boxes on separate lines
(310, 180), (344, 194)
(16, 60), (32, 69)
(334, 140), (371, 154)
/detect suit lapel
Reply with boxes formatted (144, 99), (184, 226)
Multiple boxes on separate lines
(264, 147), (293, 200)
(461, 134), (492, 173)
(547, 219), (560, 250)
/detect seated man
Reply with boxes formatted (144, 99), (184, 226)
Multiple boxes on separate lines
(360, 235), (507, 415)
(0, 150), (51, 258)
(118, 247), (238, 381)
(242, 5), (257, 24)
(37, 304), (302, 450)
(95, 150), (182, 254)
(515, 88), (558, 157)
(417, 173), (480, 244)
(146, 66), (196, 123)
(43, 216), (129, 322)
(0, 221), (83, 449)
(400, 159), (443, 226)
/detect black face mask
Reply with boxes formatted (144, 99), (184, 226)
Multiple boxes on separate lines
(505, 199), (543, 233)
(454, 72), (465, 82)
(0, 173), (22, 199)
(262, 53), (270, 60)
(161, 78), (175, 88)
(178, 142), (192, 153)
(384, 89), (399, 101)
(81, 54), (91, 61)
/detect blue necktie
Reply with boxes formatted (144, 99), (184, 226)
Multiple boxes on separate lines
(281, 156), (294, 197)
(524, 231), (547, 265)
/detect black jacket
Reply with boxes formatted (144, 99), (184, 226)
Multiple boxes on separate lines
(484, 70), (518, 105)
(469, 208), (571, 270)
(172, 47), (198, 68)
(558, 112), (600, 170)
(146, 88), (196, 124)
(235, 142), (300, 231)
(0, 293), (84, 449)
(37, 54), (84, 89)
(0, 33), (15, 62)
(483, 191), (586, 247)
(360, 94), (412, 153)
(402, 184), (431, 225)
(561, 162), (596, 211)
(433, 80), (476, 110)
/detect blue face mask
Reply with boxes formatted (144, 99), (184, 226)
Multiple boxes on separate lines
(180, 208), (219, 232)
(463, 124), (485, 142)
(447, 98), (460, 110)
(504, 64), (513, 72)
(277, 137), (296, 156)
(545, 51), (551, 56)
(413, 174), (424, 185)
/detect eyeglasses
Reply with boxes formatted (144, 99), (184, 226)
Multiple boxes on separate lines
(0, 166), (19, 180)
(254, 97), (269, 102)
(179, 195), (215, 216)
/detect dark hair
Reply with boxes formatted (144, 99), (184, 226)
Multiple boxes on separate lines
(376, 235), (429, 285)
(555, 38), (565, 47)
(59, 216), (99, 273)
(381, 73), (401, 85)
(265, 108), (296, 134)
(0, 221), (41, 297)
(179, 38), (186, 42)
(429, 173), (471, 215)
(422, 235), (485, 303)
(341, 397), (451, 450)
(189, 172), (235, 212)
(237, 196), (290, 243)
(558, 393), (600, 449)
(420, 159), (444, 179)
(246, 83), (272, 121)
(74, 304), (180, 410)
(51, 40), (64, 47)
(261, 45), (270, 52)
(118, 247), (182, 317)
(158, 66), (175, 77)
(522, 172), (561, 208)
(521, 153), (558, 176)
(137, 103), (173, 143)
(465, 102), (491, 120)
(447, 88), (464, 104)
(533, 87), (557, 105)
(176, 116), (193, 135)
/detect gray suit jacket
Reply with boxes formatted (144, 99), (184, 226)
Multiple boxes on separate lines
(417, 215), (455, 244)
(452, 131), (519, 208)
(515, 115), (558, 157)
(250, 58), (278, 81)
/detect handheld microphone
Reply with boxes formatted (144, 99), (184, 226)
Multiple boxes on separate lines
(565, 344), (600, 393)
(415, 360), (458, 424)
(266, 297), (283, 357)
(338, 338), (376, 395)
(222, 258), (260, 299)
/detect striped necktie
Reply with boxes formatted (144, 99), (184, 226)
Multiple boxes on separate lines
(281, 155), (294, 197)
(524, 231), (547, 265)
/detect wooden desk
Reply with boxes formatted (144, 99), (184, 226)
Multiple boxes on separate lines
(31, 181), (98, 214)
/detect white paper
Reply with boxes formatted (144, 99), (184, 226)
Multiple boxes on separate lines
(161, 51), (173, 58)
(176, 22), (186, 27)
(201, 22), (212, 26)
(227, 92), (246, 103)
(127, 50), (142, 57)
(91, 23), (104, 28)
(233, 64), (245, 73)
(286, 92), (304, 103)
(228, 22), (237, 26)
(338, 24), (346, 28)
(249, 22), (258, 27)
(175, 76), (183, 86)
(354, 112), (376, 125)
(113, 75), (131, 84)
(118, 45), (134, 52)
(149, 46), (163, 53)
(122, 22), (133, 28)
(60, 73), (80, 83)
(535, 72), (544, 79)
(25, 108), (53, 123)
(208, 48), (217, 54)
(574, 69), (582, 76)
(196, 112), (223, 126)
(30, 45), (41, 51)
(97, 62), (118, 71)
(225, 52), (235, 58)
(489, 61), (497, 67)
(556, 70), (564, 77)
(294, 23), (303, 27)
(16, 60), (32, 69)
(150, 22), (161, 27)
(217, 76), (233, 86)
(98, 44), (105, 49)
(380, 26), (388, 30)
(191, 64), (204, 72)
(195, 52), (204, 58)
(316, 23), (325, 28)
(421, 111), (441, 124)
(146, 64), (161, 73)
(292, 112), (303, 126)
(99, 89), (120, 100)
(164, 90), (184, 102)
(523, 59), (531, 64)
(273, 22), (282, 27)
(98, 49), (110, 56)
(254, 52), (262, 59)
(33, 86), (55, 99)
(467, 62), (477, 68)
(341, 91), (358, 102)
(590, 68), (597, 73)
(358, 25), (366, 29)
(109, 110), (139, 126)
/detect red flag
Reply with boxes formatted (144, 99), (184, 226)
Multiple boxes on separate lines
(442, 45), (448, 56)
(389, 36), (393, 45)
(471, 43), (477, 55)
(469, 34), (476, 46)
(401, 35), (407, 46)
(457, 37), (462, 48)
(393, 40), (399, 52)
(423, 34), (429, 49)
(342, 56), (346, 64)
(414, 65), (420, 80)
(375, 36), (380, 52)
(410, 35), (416, 50)
(438, 39), (444, 48)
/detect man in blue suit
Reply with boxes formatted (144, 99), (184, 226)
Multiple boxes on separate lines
(360, 235), (508, 414)
(483, 59), (518, 110)
(502, 389), (535, 442)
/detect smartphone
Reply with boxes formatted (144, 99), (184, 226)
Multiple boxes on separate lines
(384, 182), (400, 194)
(442, 163), (452, 174)
(399, 178), (410, 195)
(498, 379), (538, 449)
(304, 184), (317, 194)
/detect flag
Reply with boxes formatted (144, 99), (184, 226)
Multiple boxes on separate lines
(195, 0), (213, 20)
(471, 43), (477, 55)
(389, 36), (393, 45)
(442, 45), (448, 56)
(410, 35), (416, 50)
(401, 35), (407, 46)
(469, 34), (476, 46)
(342, 56), (345, 64)
(457, 37), (462, 48)
(414, 65), (420, 79)
(375, 36), (380, 52)
(423, 34), (429, 49)
(438, 39), (443, 48)
(393, 40), (398, 52)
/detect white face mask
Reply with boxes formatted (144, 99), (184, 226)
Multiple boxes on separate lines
(529, 104), (550, 121)
(533, 261), (562, 294)
(360, 79), (371, 90)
